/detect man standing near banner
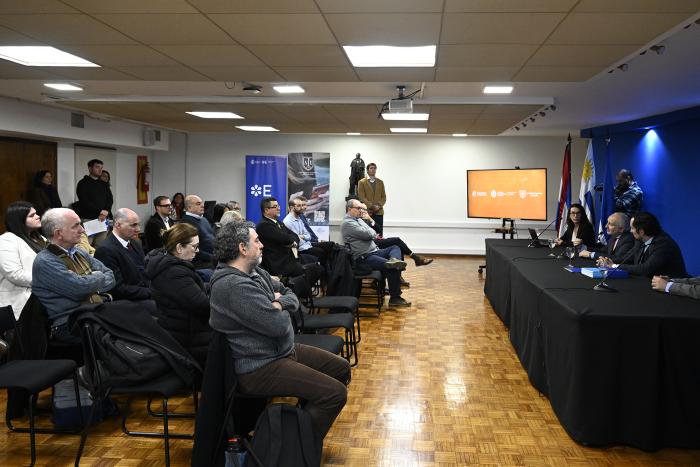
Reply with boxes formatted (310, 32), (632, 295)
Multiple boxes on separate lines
(358, 163), (386, 236)
(614, 169), (644, 216)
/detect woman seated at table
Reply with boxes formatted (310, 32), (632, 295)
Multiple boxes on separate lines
(145, 223), (211, 367)
(555, 203), (596, 250)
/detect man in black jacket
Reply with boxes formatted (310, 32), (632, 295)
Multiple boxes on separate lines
(95, 208), (151, 300)
(599, 212), (687, 278)
(76, 158), (113, 221)
(256, 197), (305, 278)
(580, 212), (635, 264)
(144, 195), (173, 252)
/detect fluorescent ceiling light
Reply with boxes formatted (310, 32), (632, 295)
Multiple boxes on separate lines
(381, 113), (429, 121)
(273, 85), (305, 94)
(236, 125), (279, 132)
(43, 83), (82, 91)
(343, 45), (436, 67)
(0, 46), (99, 67)
(347, 132), (361, 135)
(483, 85), (513, 94)
(187, 111), (243, 119)
(452, 133), (468, 137)
(390, 128), (428, 133)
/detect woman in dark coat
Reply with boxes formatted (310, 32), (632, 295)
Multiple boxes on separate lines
(29, 170), (62, 215)
(145, 223), (211, 367)
(556, 203), (596, 249)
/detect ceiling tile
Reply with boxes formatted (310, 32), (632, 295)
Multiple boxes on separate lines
(41, 67), (139, 80)
(114, 66), (211, 80)
(62, 0), (198, 13)
(0, 25), (43, 45)
(153, 45), (264, 66)
(274, 67), (358, 82)
(325, 13), (441, 46)
(324, 104), (380, 116)
(574, 0), (700, 13)
(194, 66), (283, 81)
(317, 0), (443, 13)
(209, 14), (336, 45)
(445, 0), (577, 13)
(354, 68), (436, 82)
(438, 44), (537, 67)
(430, 105), (486, 115)
(547, 13), (690, 45)
(0, 61), (64, 79)
(512, 66), (602, 81)
(247, 45), (348, 67)
(0, 14), (136, 45)
(441, 13), (565, 44)
(0, 0), (78, 13)
(186, 0), (319, 13)
(60, 45), (179, 67)
(95, 14), (235, 45)
(526, 45), (639, 67)
(481, 104), (542, 116)
(435, 67), (517, 81)
(154, 121), (240, 131)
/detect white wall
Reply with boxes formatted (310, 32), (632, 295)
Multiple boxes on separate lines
(152, 133), (589, 254)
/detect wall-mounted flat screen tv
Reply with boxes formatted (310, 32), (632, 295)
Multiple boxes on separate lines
(467, 168), (547, 220)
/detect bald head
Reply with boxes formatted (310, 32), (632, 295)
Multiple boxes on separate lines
(185, 195), (205, 215)
(42, 208), (84, 249)
(113, 208), (140, 241)
(606, 212), (629, 237)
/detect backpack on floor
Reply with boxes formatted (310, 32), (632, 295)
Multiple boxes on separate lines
(249, 403), (322, 467)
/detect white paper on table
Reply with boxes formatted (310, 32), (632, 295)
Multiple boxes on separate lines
(83, 218), (108, 237)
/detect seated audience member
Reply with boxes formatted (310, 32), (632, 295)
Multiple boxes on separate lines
(580, 212), (635, 263)
(32, 208), (115, 343)
(220, 210), (243, 226)
(212, 203), (230, 233)
(651, 275), (700, 299)
(283, 197), (327, 265)
(209, 221), (350, 438)
(94, 208), (150, 301)
(146, 223), (210, 367)
(0, 202), (47, 320)
(144, 195), (173, 252)
(76, 231), (95, 256)
(555, 203), (596, 250)
(256, 197), (305, 278)
(172, 192), (185, 220)
(226, 200), (241, 214)
(341, 199), (410, 307)
(30, 170), (62, 216)
(598, 212), (687, 278)
(179, 195), (215, 268)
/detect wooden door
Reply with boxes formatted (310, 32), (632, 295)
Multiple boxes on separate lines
(0, 137), (57, 231)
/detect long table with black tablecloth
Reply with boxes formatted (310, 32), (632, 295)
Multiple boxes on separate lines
(484, 239), (700, 451)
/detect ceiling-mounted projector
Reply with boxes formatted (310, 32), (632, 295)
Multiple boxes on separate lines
(388, 98), (412, 113)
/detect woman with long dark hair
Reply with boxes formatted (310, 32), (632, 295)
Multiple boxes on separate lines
(172, 192), (185, 220)
(29, 170), (62, 216)
(0, 201), (47, 319)
(555, 203), (596, 249)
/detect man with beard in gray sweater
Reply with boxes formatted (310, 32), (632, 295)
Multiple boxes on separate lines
(209, 221), (350, 438)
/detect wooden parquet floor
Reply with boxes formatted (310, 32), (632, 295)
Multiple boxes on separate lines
(2, 256), (699, 466)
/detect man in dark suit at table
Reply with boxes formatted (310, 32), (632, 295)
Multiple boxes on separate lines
(256, 196), (305, 278)
(598, 212), (687, 278)
(94, 208), (151, 300)
(580, 212), (635, 264)
(144, 195), (174, 252)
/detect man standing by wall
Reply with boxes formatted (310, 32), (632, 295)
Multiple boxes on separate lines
(614, 169), (643, 216)
(357, 163), (386, 235)
(76, 158), (113, 245)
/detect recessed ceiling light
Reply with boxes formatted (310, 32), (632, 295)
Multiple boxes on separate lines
(343, 45), (436, 67)
(483, 85), (513, 94)
(273, 85), (305, 94)
(381, 113), (429, 121)
(452, 133), (468, 137)
(187, 111), (244, 119)
(43, 83), (83, 91)
(347, 132), (361, 135)
(0, 46), (99, 67)
(236, 125), (279, 132)
(390, 128), (428, 133)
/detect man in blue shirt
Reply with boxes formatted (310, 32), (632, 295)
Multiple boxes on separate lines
(283, 197), (326, 265)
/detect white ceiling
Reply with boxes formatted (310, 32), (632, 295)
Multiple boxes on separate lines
(0, 1), (699, 135)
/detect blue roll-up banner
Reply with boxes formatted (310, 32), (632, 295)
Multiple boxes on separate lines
(245, 155), (288, 224)
(288, 152), (330, 241)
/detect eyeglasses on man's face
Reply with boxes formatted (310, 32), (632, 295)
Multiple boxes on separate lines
(158, 203), (172, 208)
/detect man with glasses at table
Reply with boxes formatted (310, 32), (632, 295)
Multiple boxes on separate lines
(145, 195), (174, 252)
(341, 199), (411, 307)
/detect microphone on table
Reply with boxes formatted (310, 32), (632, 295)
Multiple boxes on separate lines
(528, 217), (558, 248)
(592, 244), (637, 293)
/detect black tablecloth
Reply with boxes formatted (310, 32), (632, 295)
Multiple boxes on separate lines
(484, 239), (700, 451)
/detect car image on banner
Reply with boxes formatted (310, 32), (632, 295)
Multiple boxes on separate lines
(287, 152), (330, 241)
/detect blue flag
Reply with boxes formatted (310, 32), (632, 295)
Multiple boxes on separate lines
(597, 139), (615, 242)
(245, 155), (288, 224)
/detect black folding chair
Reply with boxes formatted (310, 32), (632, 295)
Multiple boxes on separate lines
(0, 305), (85, 466)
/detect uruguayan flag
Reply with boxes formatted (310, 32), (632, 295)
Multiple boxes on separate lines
(578, 141), (596, 226)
